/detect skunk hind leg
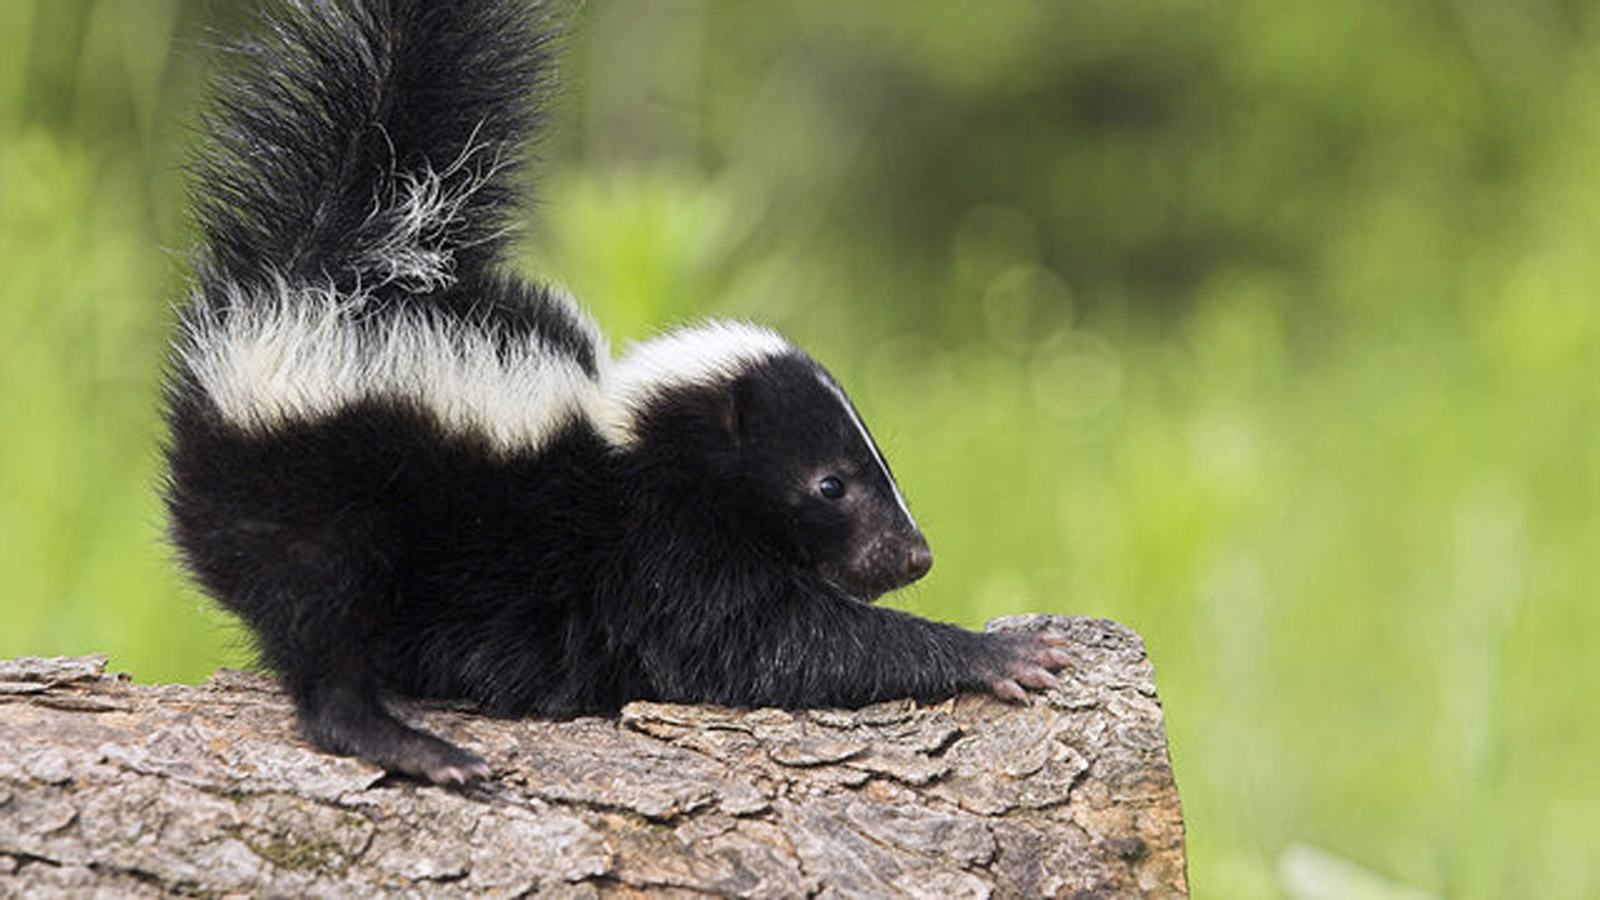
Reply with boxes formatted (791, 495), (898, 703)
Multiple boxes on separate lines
(167, 450), (488, 784)
(292, 674), (489, 786)
(242, 567), (488, 784)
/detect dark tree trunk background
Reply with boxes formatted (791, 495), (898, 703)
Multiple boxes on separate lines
(0, 615), (1187, 897)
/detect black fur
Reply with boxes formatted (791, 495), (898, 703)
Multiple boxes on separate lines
(166, 0), (1067, 784)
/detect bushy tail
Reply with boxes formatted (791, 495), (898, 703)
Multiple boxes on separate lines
(192, 0), (555, 301)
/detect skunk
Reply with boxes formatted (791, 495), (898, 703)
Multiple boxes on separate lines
(163, 0), (1069, 784)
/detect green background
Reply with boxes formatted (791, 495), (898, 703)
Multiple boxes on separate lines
(3, 1), (1597, 896)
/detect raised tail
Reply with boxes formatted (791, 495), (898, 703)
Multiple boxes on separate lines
(192, 0), (556, 301)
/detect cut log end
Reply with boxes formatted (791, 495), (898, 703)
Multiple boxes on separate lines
(0, 615), (1188, 897)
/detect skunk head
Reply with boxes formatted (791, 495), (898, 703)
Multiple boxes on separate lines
(600, 322), (931, 600)
(728, 353), (932, 599)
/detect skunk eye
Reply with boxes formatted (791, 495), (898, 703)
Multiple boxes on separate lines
(817, 476), (845, 500)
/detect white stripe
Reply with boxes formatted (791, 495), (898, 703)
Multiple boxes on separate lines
(818, 375), (916, 527)
(180, 276), (603, 454)
(594, 320), (791, 446)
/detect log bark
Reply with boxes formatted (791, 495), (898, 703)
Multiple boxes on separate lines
(0, 614), (1187, 898)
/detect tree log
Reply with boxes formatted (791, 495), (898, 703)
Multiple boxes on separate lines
(0, 615), (1186, 898)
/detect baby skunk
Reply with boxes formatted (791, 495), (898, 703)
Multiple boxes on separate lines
(163, 0), (1069, 784)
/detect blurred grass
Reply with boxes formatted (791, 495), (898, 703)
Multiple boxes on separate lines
(3, 0), (1599, 896)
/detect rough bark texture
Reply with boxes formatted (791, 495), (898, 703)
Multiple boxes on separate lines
(0, 614), (1186, 898)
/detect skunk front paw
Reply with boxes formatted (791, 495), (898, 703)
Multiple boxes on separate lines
(980, 632), (1072, 702)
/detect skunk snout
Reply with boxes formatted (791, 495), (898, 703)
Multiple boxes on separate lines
(865, 530), (932, 594)
(828, 528), (933, 601)
(903, 539), (933, 583)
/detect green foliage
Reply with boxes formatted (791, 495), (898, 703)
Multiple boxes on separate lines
(3, 1), (1597, 895)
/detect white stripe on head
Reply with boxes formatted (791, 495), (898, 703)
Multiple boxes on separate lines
(816, 373), (917, 528)
(180, 275), (604, 454)
(594, 320), (792, 446)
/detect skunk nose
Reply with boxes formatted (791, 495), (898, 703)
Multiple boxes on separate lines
(904, 542), (933, 582)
